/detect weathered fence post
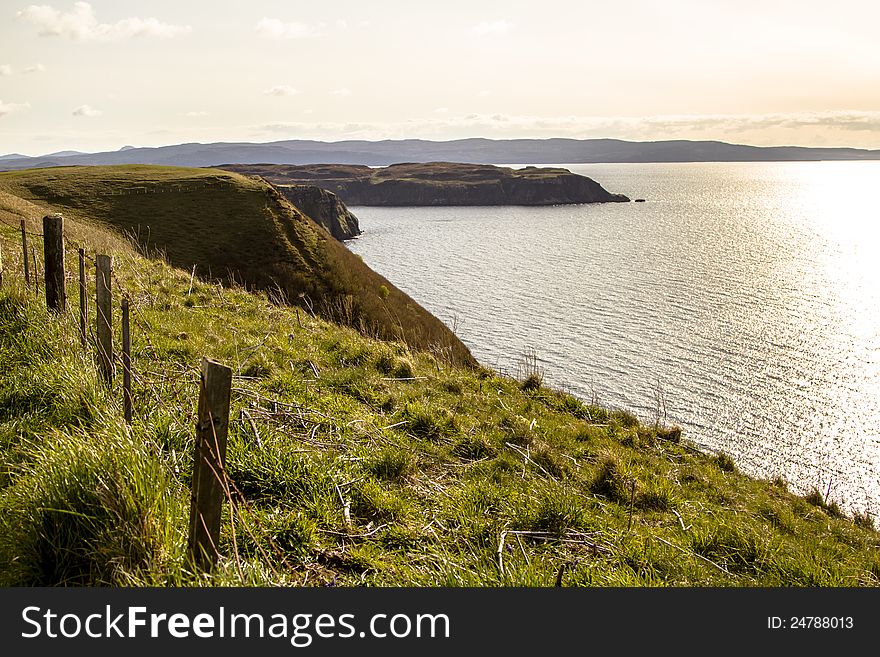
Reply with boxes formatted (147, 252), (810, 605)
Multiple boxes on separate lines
(96, 255), (114, 384)
(20, 219), (29, 287)
(78, 248), (87, 346)
(32, 247), (38, 295)
(42, 214), (66, 312)
(0, 242), (3, 288)
(188, 357), (233, 569)
(122, 296), (132, 425)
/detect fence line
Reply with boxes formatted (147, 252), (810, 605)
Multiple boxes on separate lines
(1, 216), (208, 425)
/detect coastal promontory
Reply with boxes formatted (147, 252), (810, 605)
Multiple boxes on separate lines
(221, 162), (630, 206)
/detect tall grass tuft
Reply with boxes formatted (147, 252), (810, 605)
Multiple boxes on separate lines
(517, 348), (544, 391)
(0, 425), (185, 585)
(589, 455), (632, 505)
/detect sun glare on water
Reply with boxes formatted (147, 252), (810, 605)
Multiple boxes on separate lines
(755, 161), (880, 508)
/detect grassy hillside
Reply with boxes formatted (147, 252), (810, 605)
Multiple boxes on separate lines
(0, 196), (878, 586)
(0, 165), (473, 366)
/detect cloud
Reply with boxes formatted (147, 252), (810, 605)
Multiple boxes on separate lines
(333, 88), (352, 97)
(430, 110), (880, 139)
(260, 121), (372, 136)
(17, 2), (191, 41)
(252, 110), (880, 143)
(256, 17), (320, 39)
(72, 104), (101, 117)
(764, 110), (880, 133)
(263, 85), (299, 97)
(471, 20), (513, 35)
(182, 111), (208, 117)
(0, 63), (46, 75)
(434, 107), (449, 113)
(585, 110), (880, 136)
(0, 100), (31, 117)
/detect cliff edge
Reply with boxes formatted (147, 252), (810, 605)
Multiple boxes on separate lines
(277, 183), (361, 241)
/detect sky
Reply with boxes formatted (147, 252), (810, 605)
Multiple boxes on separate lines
(1, 0), (879, 155)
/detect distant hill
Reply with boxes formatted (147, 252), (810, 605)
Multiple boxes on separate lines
(223, 162), (630, 206)
(0, 165), (474, 365)
(0, 138), (878, 171)
(43, 150), (86, 157)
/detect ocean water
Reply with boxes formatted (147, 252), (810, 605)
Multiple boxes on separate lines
(346, 162), (880, 516)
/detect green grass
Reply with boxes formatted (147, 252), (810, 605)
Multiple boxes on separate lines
(0, 165), (473, 366)
(1, 178), (879, 587)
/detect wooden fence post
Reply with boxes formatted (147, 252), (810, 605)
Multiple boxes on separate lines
(0, 242), (3, 288)
(21, 219), (29, 288)
(78, 248), (87, 346)
(96, 255), (114, 384)
(122, 296), (132, 425)
(32, 247), (38, 295)
(42, 214), (66, 312)
(188, 357), (233, 569)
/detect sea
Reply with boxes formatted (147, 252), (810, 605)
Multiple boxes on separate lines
(346, 162), (880, 516)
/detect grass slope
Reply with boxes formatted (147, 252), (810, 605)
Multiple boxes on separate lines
(0, 204), (878, 587)
(0, 165), (473, 366)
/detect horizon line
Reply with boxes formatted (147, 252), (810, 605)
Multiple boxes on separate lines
(4, 136), (880, 160)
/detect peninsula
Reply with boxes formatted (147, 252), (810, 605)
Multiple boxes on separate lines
(220, 162), (630, 207)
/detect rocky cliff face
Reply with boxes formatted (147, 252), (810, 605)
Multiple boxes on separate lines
(276, 184), (361, 241)
(222, 162), (630, 207)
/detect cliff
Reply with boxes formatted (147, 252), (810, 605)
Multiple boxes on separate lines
(0, 165), (474, 366)
(278, 183), (361, 241)
(221, 162), (630, 206)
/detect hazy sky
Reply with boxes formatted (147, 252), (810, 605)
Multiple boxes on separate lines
(1, 0), (879, 155)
